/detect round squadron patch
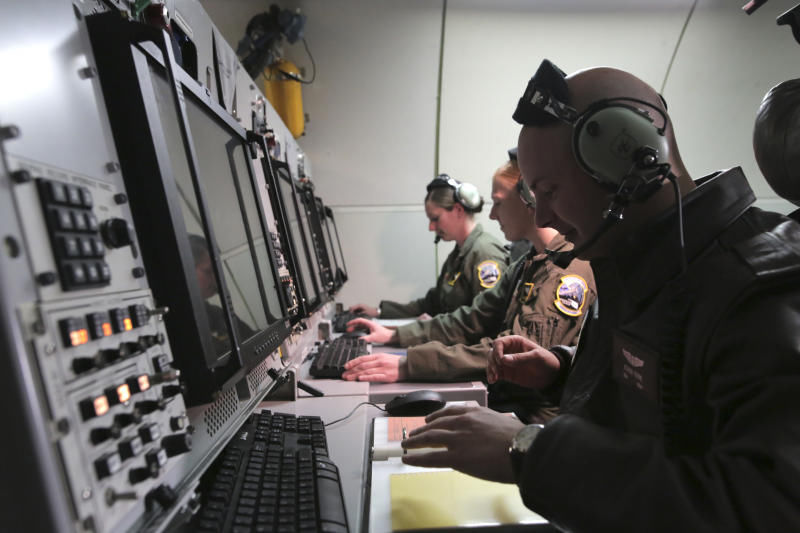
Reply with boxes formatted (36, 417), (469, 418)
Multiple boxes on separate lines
(477, 260), (501, 288)
(553, 275), (588, 317)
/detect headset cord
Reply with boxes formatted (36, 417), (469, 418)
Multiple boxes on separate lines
(667, 173), (688, 275)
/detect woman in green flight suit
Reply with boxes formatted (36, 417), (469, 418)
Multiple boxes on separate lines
(350, 174), (509, 319)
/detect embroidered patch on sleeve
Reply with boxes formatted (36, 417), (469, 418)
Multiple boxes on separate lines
(553, 275), (588, 316)
(477, 260), (501, 288)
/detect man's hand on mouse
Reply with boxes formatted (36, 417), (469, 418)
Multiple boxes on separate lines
(401, 405), (524, 483)
(346, 318), (395, 344)
(341, 353), (408, 382)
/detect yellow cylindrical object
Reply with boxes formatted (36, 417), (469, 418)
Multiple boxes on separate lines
(263, 59), (305, 139)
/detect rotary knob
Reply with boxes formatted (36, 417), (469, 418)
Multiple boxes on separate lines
(100, 218), (133, 249)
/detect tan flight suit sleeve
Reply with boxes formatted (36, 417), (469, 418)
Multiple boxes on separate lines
(405, 337), (494, 381)
(508, 256), (596, 350)
(392, 255), (527, 347)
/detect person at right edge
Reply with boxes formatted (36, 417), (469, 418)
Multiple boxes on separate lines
(400, 60), (800, 532)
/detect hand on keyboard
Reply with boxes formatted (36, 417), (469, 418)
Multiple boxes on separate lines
(345, 318), (393, 344)
(340, 353), (408, 383)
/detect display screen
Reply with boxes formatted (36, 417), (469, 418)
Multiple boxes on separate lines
(149, 65), (284, 359)
(275, 166), (321, 310)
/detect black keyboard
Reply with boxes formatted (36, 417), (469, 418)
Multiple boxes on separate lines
(332, 311), (366, 333)
(310, 337), (369, 379)
(192, 410), (349, 533)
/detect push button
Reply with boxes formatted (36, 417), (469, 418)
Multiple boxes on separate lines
(59, 317), (89, 347)
(86, 312), (111, 340)
(47, 181), (68, 204)
(66, 185), (83, 206)
(139, 423), (161, 443)
(110, 308), (133, 333)
(95, 452), (122, 479)
(118, 436), (144, 460)
(80, 187), (93, 208)
(67, 263), (86, 285)
(58, 236), (80, 258)
(80, 394), (109, 420)
(78, 237), (93, 257)
(72, 211), (88, 232)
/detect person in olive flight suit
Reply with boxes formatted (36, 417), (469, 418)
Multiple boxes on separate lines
(348, 174), (508, 319)
(401, 62), (800, 533)
(342, 159), (596, 421)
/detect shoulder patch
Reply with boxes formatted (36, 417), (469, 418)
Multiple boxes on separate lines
(477, 260), (501, 288)
(553, 275), (589, 317)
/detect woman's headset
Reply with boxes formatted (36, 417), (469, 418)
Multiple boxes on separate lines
(426, 174), (484, 212)
(512, 59), (672, 202)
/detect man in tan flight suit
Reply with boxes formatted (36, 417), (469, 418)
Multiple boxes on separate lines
(343, 157), (597, 421)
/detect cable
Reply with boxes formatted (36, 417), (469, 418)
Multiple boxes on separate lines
(661, 0), (698, 94)
(324, 402), (385, 427)
(667, 173), (688, 274)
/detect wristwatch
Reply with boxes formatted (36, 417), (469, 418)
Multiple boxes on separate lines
(509, 424), (545, 483)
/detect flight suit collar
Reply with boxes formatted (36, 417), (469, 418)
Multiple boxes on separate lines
(456, 223), (486, 260)
(602, 167), (756, 306)
(535, 233), (570, 262)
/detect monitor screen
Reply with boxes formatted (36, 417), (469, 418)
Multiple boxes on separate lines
(124, 53), (288, 395)
(89, 16), (290, 404)
(273, 164), (323, 312)
(314, 196), (341, 291)
(319, 198), (347, 287)
(296, 186), (333, 294)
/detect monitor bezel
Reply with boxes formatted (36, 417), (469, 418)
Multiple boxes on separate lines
(270, 160), (326, 314)
(87, 16), (291, 401)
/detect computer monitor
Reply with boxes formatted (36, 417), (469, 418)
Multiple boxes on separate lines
(318, 198), (348, 288)
(88, 16), (290, 404)
(270, 161), (326, 314)
(295, 185), (334, 294)
(309, 196), (341, 293)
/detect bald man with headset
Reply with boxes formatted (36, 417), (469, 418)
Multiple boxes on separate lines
(400, 60), (800, 532)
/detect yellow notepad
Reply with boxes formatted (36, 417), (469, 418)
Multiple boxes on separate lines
(390, 470), (546, 530)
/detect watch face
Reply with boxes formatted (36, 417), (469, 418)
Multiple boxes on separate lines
(513, 424), (544, 452)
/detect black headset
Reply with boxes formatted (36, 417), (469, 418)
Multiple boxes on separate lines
(513, 59), (672, 201)
(426, 173), (484, 212)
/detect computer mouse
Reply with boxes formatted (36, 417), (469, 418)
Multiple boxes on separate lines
(385, 389), (446, 417)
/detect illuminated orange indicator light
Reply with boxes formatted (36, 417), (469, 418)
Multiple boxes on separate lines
(70, 329), (89, 347)
(101, 322), (112, 337)
(116, 384), (131, 403)
(123, 318), (133, 331)
(137, 375), (150, 392)
(93, 395), (109, 417)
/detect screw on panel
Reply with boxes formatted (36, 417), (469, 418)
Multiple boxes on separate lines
(10, 169), (31, 183)
(36, 272), (58, 286)
(4, 236), (21, 258)
(32, 321), (46, 335)
(78, 66), (97, 80)
(105, 162), (121, 173)
(56, 418), (70, 435)
(44, 343), (56, 355)
(113, 193), (128, 204)
(81, 488), (92, 501)
(0, 125), (21, 141)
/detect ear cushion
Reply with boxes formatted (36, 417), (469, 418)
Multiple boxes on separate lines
(574, 104), (669, 188)
(753, 79), (800, 206)
(456, 182), (483, 211)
